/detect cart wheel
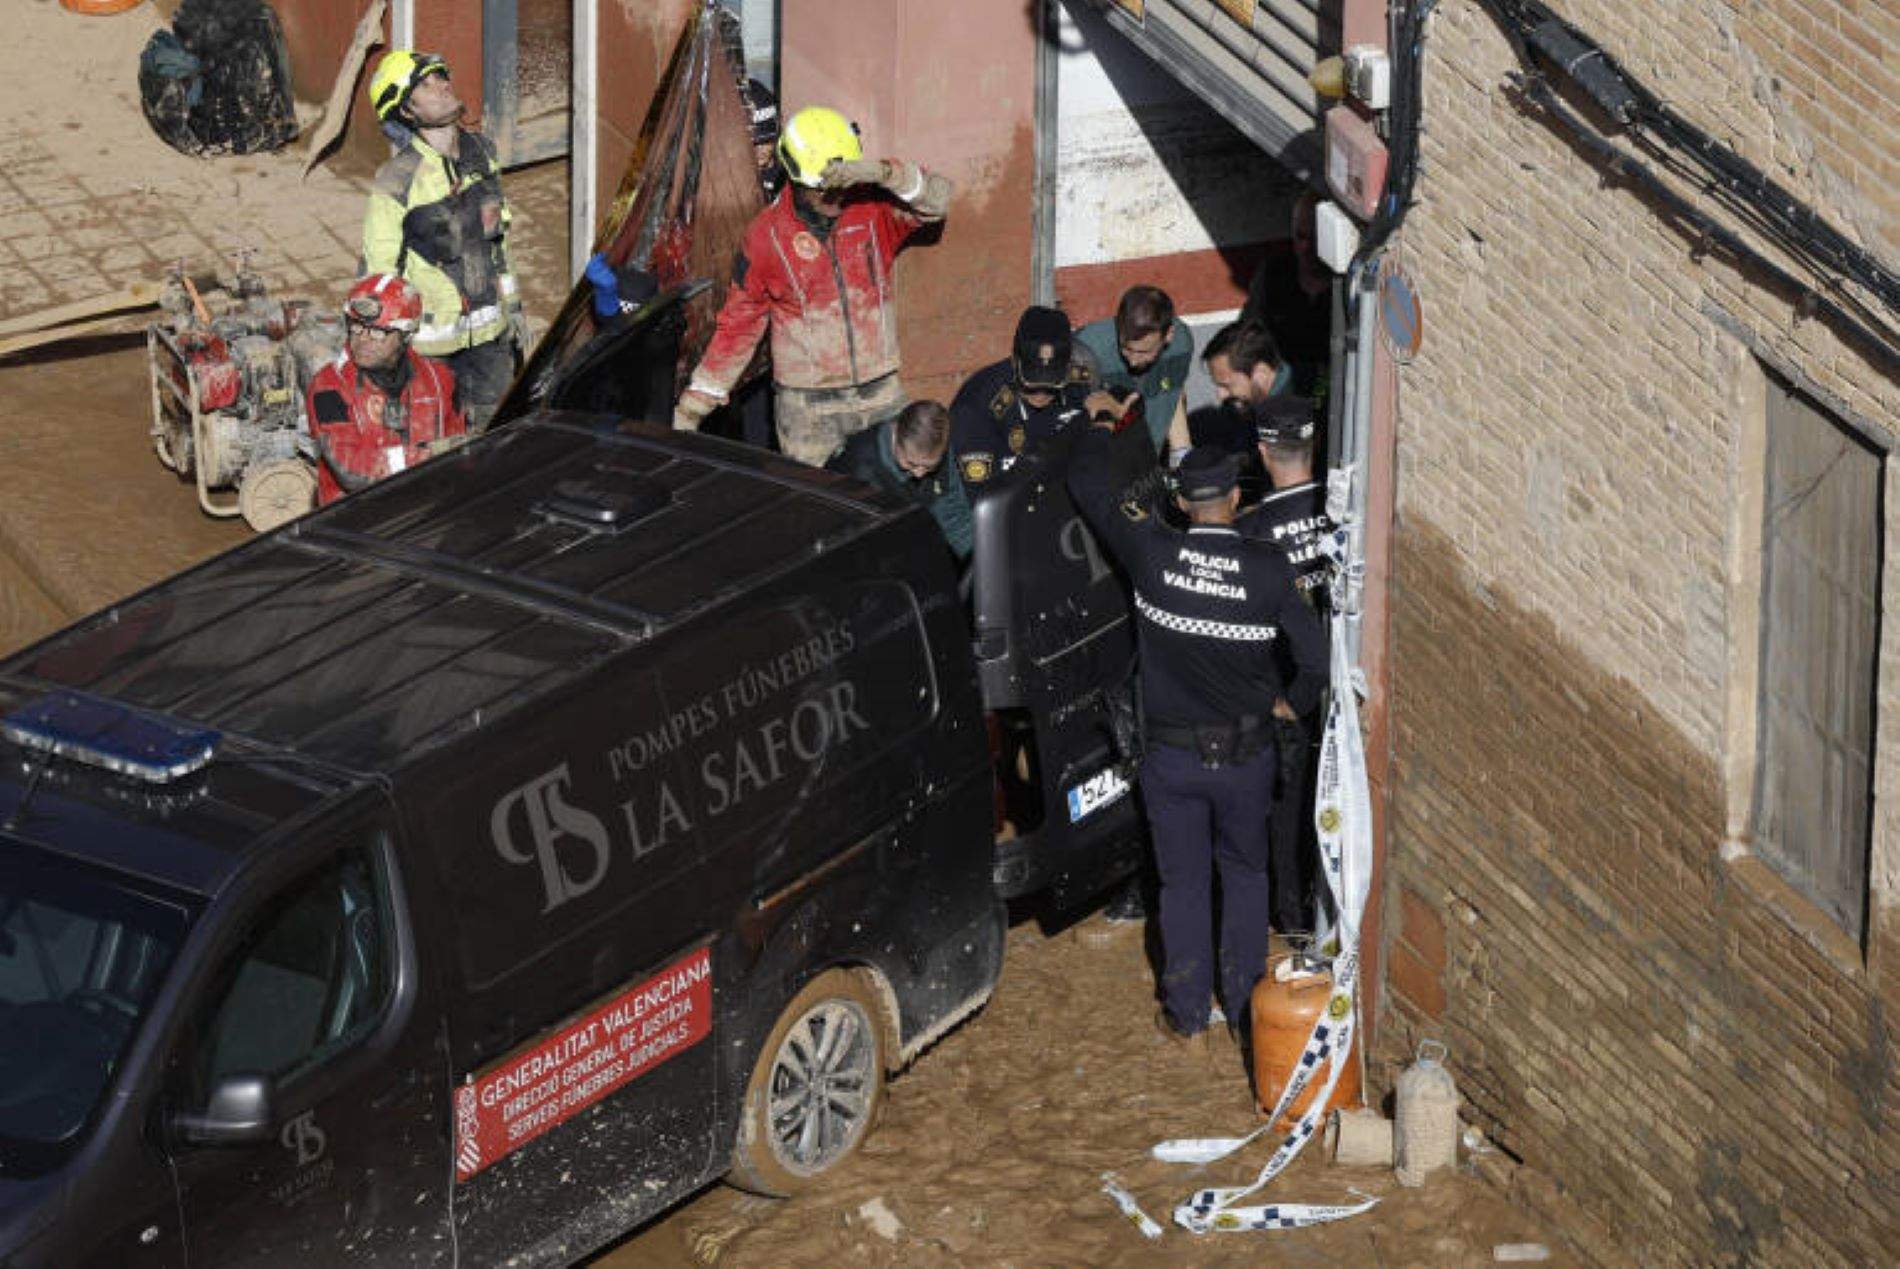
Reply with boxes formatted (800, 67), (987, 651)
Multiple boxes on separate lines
(728, 969), (887, 1197)
(239, 460), (316, 532)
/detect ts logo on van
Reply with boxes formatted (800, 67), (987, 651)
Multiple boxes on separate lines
(492, 764), (612, 912)
(280, 1110), (326, 1166)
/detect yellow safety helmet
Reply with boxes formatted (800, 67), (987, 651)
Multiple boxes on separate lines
(776, 106), (863, 189)
(369, 49), (450, 123)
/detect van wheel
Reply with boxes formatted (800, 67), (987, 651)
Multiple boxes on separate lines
(730, 969), (886, 1196)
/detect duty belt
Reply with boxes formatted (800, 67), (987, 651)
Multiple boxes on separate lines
(1146, 715), (1268, 768)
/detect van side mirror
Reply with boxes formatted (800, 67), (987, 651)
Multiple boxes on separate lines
(171, 1073), (276, 1147)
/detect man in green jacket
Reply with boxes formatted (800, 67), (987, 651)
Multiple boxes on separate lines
(1075, 285), (1196, 466)
(825, 400), (973, 563)
(362, 50), (523, 428)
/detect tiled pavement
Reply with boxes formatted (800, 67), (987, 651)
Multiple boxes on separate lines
(0, 125), (369, 320)
(0, 4), (570, 329)
(0, 1), (374, 321)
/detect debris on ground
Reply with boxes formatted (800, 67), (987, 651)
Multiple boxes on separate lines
(601, 920), (1573, 1266)
(854, 1197), (904, 1242)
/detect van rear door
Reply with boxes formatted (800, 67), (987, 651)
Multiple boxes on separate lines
(970, 425), (1152, 908)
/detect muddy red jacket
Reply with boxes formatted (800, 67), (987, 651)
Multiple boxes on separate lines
(306, 350), (466, 505)
(690, 189), (926, 395)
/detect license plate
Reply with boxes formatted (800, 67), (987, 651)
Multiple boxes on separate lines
(1066, 766), (1130, 823)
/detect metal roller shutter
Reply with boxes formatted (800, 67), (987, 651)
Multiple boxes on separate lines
(1094, 0), (1328, 176)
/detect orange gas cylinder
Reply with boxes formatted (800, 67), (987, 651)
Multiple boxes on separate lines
(1250, 951), (1363, 1128)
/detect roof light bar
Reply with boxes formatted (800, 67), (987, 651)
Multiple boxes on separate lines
(2, 691), (219, 784)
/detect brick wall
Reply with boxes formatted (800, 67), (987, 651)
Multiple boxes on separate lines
(1376, 1), (1898, 1263)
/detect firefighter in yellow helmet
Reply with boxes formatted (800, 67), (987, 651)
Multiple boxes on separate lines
(361, 50), (523, 430)
(674, 104), (954, 465)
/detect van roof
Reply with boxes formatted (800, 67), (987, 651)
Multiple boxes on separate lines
(2, 416), (895, 783)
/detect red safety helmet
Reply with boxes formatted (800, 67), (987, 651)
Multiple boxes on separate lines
(343, 274), (423, 334)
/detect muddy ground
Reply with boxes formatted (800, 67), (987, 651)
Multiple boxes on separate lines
(599, 918), (1570, 1268)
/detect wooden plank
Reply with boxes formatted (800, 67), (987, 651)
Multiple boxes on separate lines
(0, 281), (165, 341)
(303, 0), (388, 177)
(0, 313), (143, 359)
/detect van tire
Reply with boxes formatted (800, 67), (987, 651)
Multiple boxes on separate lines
(729, 969), (887, 1196)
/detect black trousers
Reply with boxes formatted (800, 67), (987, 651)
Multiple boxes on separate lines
(1269, 711), (1323, 934)
(1139, 742), (1278, 1032)
(444, 337), (519, 432)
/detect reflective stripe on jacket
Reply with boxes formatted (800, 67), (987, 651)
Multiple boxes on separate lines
(692, 188), (922, 395)
(362, 130), (520, 357)
(306, 350), (466, 505)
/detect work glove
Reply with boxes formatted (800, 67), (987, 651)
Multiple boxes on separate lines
(673, 389), (719, 432)
(819, 157), (889, 191)
(510, 306), (537, 361)
(584, 252), (619, 319)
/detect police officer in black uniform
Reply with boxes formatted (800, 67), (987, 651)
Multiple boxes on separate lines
(950, 305), (1094, 487)
(1069, 424), (1327, 1044)
(1240, 395), (1335, 609)
(1237, 394), (1337, 934)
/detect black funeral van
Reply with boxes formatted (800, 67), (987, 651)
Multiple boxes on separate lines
(0, 293), (1145, 1267)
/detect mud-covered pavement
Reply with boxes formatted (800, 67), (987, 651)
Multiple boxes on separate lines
(603, 918), (1569, 1268)
(0, 158), (572, 657)
(0, 336), (248, 652)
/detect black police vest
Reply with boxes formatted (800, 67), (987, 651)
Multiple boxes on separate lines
(1241, 482), (1335, 609)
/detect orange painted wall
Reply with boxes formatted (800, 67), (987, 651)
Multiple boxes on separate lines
(271, 0), (390, 169)
(271, 0), (363, 104)
(415, 0), (486, 125)
(781, 0), (1039, 404)
(270, 0), (492, 171)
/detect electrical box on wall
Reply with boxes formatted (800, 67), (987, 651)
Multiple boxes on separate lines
(1345, 46), (1391, 110)
(1325, 105), (1389, 221)
(1314, 201), (1361, 273)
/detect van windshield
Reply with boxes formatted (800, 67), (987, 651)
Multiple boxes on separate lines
(0, 839), (193, 1177)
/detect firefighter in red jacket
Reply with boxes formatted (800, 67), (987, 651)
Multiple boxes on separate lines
(306, 273), (469, 505)
(673, 105), (952, 465)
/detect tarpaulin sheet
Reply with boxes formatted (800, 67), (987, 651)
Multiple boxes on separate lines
(504, 3), (762, 420)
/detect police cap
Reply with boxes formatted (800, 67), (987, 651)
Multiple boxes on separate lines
(1174, 446), (1240, 501)
(1011, 306), (1074, 391)
(1252, 394), (1317, 445)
